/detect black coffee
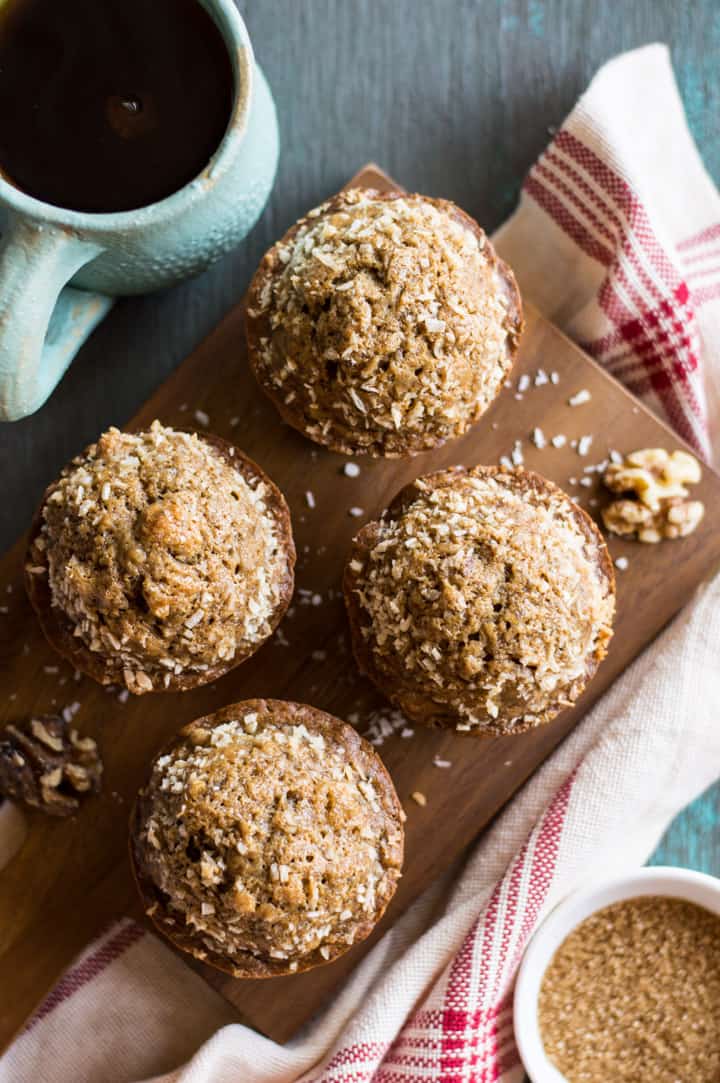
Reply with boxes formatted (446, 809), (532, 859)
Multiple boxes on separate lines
(0, 0), (234, 212)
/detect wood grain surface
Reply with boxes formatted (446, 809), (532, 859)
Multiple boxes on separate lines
(1, 163), (719, 1051)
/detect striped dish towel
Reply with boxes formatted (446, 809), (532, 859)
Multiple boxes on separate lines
(3, 43), (720, 1083)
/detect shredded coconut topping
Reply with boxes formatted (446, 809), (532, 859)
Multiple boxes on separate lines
(247, 189), (521, 456)
(134, 702), (403, 968)
(36, 422), (291, 692)
(346, 467), (615, 735)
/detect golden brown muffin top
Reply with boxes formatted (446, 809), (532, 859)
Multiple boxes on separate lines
(133, 701), (404, 971)
(345, 467), (615, 734)
(246, 190), (521, 456)
(35, 422), (290, 693)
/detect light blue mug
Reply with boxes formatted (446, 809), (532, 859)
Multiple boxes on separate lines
(0, 0), (279, 422)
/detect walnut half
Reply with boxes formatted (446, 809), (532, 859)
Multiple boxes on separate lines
(602, 448), (704, 543)
(0, 714), (102, 816)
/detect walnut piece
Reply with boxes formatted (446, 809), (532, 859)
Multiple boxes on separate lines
(602, 448), (704, 543)
(0, 714), (102, 816)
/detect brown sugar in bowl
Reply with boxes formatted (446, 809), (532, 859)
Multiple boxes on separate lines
(344, 465), (615, 736)
(129, 699), (405, 978)
(25, 422), (295, 695)
(514, 867), (720, 1083)
(245, 188), (523, 457)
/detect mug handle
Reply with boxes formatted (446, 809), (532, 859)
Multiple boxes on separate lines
(0, 213), (114, 421)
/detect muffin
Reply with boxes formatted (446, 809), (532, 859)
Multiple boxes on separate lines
(130, 699), (404, 977)
(25, 422), (295, 694)
(246, 188), (522, 456)
(344, 466), (615, 735)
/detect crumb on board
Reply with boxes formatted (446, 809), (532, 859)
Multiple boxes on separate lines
(362, 708), (412, 747)
(411, 791), (427, 807)
(61, 701), (81, 723)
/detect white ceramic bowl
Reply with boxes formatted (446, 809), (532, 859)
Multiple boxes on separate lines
(513, 865), (720, 1082)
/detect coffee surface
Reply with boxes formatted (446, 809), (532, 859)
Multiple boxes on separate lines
(0, 0), (234, 212)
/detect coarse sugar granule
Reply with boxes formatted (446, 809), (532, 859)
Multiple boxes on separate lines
(538, 895), (720, 1082)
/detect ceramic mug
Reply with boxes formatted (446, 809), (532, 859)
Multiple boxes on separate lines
(0, 0), (279, 422)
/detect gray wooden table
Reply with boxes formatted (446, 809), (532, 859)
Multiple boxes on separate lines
(1, 0), (718, 872)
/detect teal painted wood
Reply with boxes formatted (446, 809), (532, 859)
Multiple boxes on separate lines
(0, 0), (717, 873)
(651, 786), (720, 876)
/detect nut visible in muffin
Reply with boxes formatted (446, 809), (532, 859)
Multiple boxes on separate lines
(130, 699), (404, 977)
(246, 188), (522, 457)
(344, 466), (615, 736)
(25, 422), (295, 694)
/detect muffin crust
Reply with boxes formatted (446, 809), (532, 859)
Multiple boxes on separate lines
(130, 700), (404, 977)
(344, 466), (615, 735)
(246, 189), (522, 457)
(25, 422), (295, 693)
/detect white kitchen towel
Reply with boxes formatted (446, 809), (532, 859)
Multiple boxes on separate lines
(3, 42), (720, 1083)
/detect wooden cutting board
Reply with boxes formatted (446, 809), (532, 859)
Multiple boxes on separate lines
(1, 164), (720, 1051)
